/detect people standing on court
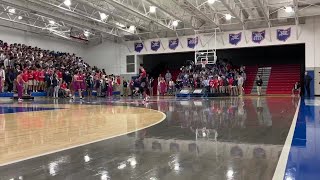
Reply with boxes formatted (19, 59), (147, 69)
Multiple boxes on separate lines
(0, 65), (5, 92)
(165, 70), (172, 84)
(304, 71), (312, 97)
(291, 82), (301, 97)
(237, 74), (244, 96)
(15, 71), (26, 101)
(256, 76), (263, 96)
(122, 80), (128, 97)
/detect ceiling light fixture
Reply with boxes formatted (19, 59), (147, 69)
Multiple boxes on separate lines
(172, 20), (179, 27)
(18, 16), (23, 20)
(8, 8), (15, 14)
(49, 20), (55, 25)
(100, 12), (108, 21)
(208, 0), (216, 4)
(129, 25), (136, 32)
(149, 6), (156, 13)
(84, 30), (90, 37)
(284, 6), (293, 13)
(225, 14), (232, 20)
(64, 0), (71, 7)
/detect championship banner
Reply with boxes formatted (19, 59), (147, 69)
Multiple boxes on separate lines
(151, 41), (160, 51)
(252, 30), (265, 44)
(187, 37), (198, 49)
(277, 28), (291, 42)
(134, 42), (144, 52)
(229, 32), (242, 45)
(169, 38), (179, 50)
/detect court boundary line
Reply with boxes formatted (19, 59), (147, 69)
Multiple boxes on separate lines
(272, 98), (301, 180)
(0, 108), (166, 167)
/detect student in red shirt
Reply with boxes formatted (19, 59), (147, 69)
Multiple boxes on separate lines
(218, 77), (224, 93)
(209, 77), (215, 93)
(38, 69), (45, 91)
(33, 68), (40, 92)
(228, 77), (234, 96)
(60, 81), (71, 97)
(213, 77), (219, 93)
(27, 69), (34, 93)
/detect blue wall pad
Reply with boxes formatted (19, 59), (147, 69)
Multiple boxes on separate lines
(0, 92), (14, 97)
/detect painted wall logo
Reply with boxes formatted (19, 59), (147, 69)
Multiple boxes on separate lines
(151, 41), (160, 51)
(187, 37), (198, 49)
(169, 38), (179, 50)
(277, 28), (291, 42)
(252, 30), (265, 44)
(134, 42), (144, 52)
(229, 32), (242, 45)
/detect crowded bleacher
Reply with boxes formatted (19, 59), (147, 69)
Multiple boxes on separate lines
(0, 40), (122, 101)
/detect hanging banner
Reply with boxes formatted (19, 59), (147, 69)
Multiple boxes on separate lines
(134, 42), (144, 52)
(169, 38), (179, 50)
(229, 32), (242, 45)
(151, 41), (160, 52)
(252, 30), (265, 44)
(277, 28), (291, 42)
(187, 37), (198, 49)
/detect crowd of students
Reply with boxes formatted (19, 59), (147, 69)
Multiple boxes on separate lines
(0, 40), (122, 101)
(155, 60), (247, 96)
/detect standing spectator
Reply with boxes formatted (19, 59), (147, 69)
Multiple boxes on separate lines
(304, 71), (312, 97)
(123, 79), (128, 97)
(0, 65), (5, 92)
(165, 70), (172, 84)
(292, 82), (301, 97)
(6, 67), (14, 92)
(148, 77), (154, 96)
(52, 73), (60, 99)
(237, 75), (244, 96)
(15, 71), (26, 101)
(159, 78), (167, 96)
(256, 76), (263, 96)
(168, 79), (175, 95)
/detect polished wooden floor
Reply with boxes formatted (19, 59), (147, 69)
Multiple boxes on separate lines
(0, 103), (165, 166)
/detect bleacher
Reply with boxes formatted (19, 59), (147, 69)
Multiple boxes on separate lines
(243, 66), (258, 94)
(266, 64), (301, 94)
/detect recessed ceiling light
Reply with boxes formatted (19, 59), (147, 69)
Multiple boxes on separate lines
(149, 6), (156, 13)
(129, 25), (136, 32)
(18, 16), (23, 20)
(225, 14), (232, 20)
(285, 6), (293, 13)
(172, 20), (179, 27)
(208, 0), (216, 4)
(100, 12), (108, 21)
(8, 8), (15, 14)
(49, 20), (55, 25)
(64, 0), (71, 7)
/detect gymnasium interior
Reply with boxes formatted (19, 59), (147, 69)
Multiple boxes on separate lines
(0, 0), (320, 180)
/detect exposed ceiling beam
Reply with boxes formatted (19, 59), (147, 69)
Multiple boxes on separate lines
(76, 0), (150, 32)
(219, 0), (245, 26)
(293, 0), (299, 26)
(0, 0), (121, 38)
(103, 0), (175, 31)
(172, 0), (220, 29)
(256, 0), (271, 26)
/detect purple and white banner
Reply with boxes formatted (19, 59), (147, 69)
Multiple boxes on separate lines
(252, 30), (265, 44)
(134, 42), (144, 52)
(169, 38), (179, 50)
(229, 32), (242, 45)
(277, 28), (291, 42)
(151, 41), (160, 51)
(187, 37), (198, 49)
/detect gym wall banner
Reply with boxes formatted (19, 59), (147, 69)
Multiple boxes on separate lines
(252, 30), (265, 44)
(277, 28), (291, 42)
(151, 41), (160, 51)
(229, 32), (242, 45)
(187, 37), (198, 49)
(169, 38), (179, 50)
(134, 42), (144, 52)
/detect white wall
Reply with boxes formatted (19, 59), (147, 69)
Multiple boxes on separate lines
(0, 26), (85, 57)
(83, 40), (125, 75)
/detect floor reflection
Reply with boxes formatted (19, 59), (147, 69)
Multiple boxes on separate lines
(0, 96), (298, 180)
